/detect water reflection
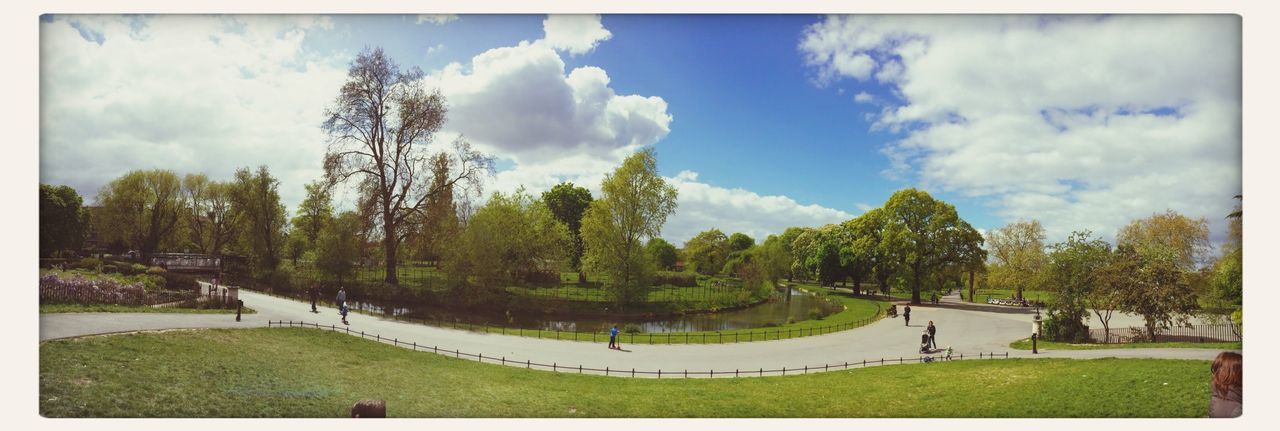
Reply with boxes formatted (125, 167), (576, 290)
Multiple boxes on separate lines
(346, 288), (840, 333)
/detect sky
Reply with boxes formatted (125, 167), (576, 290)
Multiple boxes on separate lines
(39, 14), (1242, 248)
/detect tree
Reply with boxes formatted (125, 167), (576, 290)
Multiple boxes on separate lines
(444, 188), (570, 293)
(879, 188), (983, 304)
(728, 232), (755, 253)
(285, 229), (307, 267)
(1224, 195), (1241, 254)
(291, 181), (333, 251)
(203, 181), (239, 256)
(408, 153), (460, 266)
(181, 174), (211, 253)
(1120, 245), (1200, 341)
(838, 214), (882, 295)
(1091, 246), (1136, 343)
(683, 228), (729, 276)
(757, 234), (792, 285)
(581, 148), (678, 307)
(777, 227), (809, 281)
(39, 184), (88, 257)
(645, 238), (678, 271)
(985, 220), (1048, 301)
(315, 211), (363, 283)
(229, 166), (287, 271)
(1043, 230), (1111, 342)
(800, 226), (846, 287)
(1117, 209), (1211, 271)
(322, 46), (493, 285)
(96, 169), (183, 258)
(542, 182), (594, 273)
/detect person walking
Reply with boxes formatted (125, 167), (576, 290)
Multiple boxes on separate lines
(903, 305), (912, 326)
(340, 301), (349, 325)
(927, 321), (938, 350)
(336, 287), (347, 311)
(308, 283), (319, 313)
(1210, 351), (1242, 417)
(608, 325), (619, 350)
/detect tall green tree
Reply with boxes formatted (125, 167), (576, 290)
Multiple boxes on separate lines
(879, 188), (983, 304)
(645, 238), (678, 271)
(986, 220), (1048, 301)
(315, 211), (363, 283)
(229, 166), (287, 271)
(291, 181), (334, 251)
(727, 232), (755, 253)
(1043, 230), (1111, 342)
(181, 174), (211, 253)
(39, 184), (88, 257)
(444, 188), (570, 293)
(409, 153), (461, 265)
(542, 182), (594, 273)
(1117, 209), (1211, 271)
(322, 46), (493, 285)
(778, 226), (810, 281)
(580, 148), (678, 307)
(96, 169), (183, 257)
(204, 181), (239, 256)
(1119, 244), (1200, 341)
(683, 228), (729, 276)
(1092, 245), (1137, 343)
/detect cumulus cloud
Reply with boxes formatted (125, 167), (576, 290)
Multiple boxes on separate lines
(540, 15), (612, 55)
(662, 171), (854, 244)
(40, 14), (347, 212)
(800, 15), (1242, 243)
(416, 14), (458, 25)
(853, 91), (874, 103)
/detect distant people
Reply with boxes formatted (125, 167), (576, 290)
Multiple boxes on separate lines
(887, 304), (898, 318)
(336, 286), (347, 310)
(945, 346), (953, 361)
(351, 399), (386, 418)
(903, 305), (912, 326)
(308, 283), (319, 313)
(931, 293), (938, 305)
(1210, 351), (1242, 418)
(927, 321), (938, 349)
(340, 301), (349, 325)
(609, 325), (619, 350)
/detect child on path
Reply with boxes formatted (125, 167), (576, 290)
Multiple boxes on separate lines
(608, 325), (619, 350)
(903, 305), (912, 326)
(340, 301), (349, 325)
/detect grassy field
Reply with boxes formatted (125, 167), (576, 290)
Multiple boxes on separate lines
(1010, 337), (1241, 351)
(39, 304), (256, 314)
(39, 328), (1213, 417)
(393, 283), (886, 344)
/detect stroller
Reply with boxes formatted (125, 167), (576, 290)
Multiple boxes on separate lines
(887, 304), (898, 318)
(920, 330), (932, 354)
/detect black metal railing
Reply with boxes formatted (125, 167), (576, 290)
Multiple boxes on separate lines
(1088, 323), (1241, 344)
(267, 320), (1010, 378)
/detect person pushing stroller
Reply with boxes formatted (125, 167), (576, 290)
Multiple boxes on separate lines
(920, 329), (932, 354)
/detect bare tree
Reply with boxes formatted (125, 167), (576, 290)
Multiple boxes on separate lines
(322, 47), (492, 284)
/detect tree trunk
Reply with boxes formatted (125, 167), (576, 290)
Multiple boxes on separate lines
(853, 279), (861, 296)
(383, 229), (399, 285)
(968, 270), (975, 303)
(910, 264), (922, 305)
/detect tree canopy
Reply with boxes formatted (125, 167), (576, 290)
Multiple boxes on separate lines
(95, 169), (183, 257)
(542, 182), (594, 272)
(445, 188), (570, 294)
(645, 237), (678, 271)
(1117, 209), (1211, 271)
(879, 188), (984, 304)
(985, 220), (1047, 301)
(581, 148), (678, 306)
(683, 228), (729, 276)
(40, 184), (88, 257)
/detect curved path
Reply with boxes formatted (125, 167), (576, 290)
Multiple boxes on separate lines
(40, 288), (1236, 377)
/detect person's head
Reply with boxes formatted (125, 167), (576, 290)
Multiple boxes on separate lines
(350, 399), (386, 418)
(1212, 352), (1243, 396)
(929, 321), (934, 326)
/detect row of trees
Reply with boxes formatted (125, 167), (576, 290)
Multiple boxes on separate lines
(988, 200), (1243, 342)
(678, 189), (987, 305)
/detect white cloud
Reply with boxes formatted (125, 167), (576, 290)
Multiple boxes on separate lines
(426, 43), (445, 56)
(800, 15), (1242, 244)
(416, 14), (458, 25)
(40, 15), (348, 213)
(662, 171), (854, 245)
(539, 14), (612, 55)
(853, 91), (874, 103)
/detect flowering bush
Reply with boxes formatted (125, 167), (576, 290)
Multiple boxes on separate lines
(39, 273), (147, 305)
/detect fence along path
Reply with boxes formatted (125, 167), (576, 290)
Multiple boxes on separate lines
(267, 320), (1010, 378)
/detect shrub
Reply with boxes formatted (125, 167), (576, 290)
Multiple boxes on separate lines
(622, 323), (643, 334)
(130, 263), (149, 275)
(1042, 314), (1091, 343)
(521, 270), (561, 286)
(39, 273), (146, 305)
(259, 269), (294, 293)
(73, 257), (102, 271)
(652, 271), (698, 287)
(146, 266), (167, 275)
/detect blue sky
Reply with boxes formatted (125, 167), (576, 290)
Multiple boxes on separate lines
(39, 14), (1240, 246)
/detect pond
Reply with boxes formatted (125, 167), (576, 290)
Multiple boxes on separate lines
(344, 287), (841, 333)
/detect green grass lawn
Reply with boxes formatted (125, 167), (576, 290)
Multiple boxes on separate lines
(39, 328), (1214, 417)
(1010, 337), (1241, 351)
(39, 303), (257, 314)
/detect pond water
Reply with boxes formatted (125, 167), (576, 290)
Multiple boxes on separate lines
(344, 288), (841, 333)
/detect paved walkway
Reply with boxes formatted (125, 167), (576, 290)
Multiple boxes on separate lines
(39, 286), (1236, 377)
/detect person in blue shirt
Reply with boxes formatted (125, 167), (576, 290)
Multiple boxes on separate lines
(609, 325), (619, 350)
